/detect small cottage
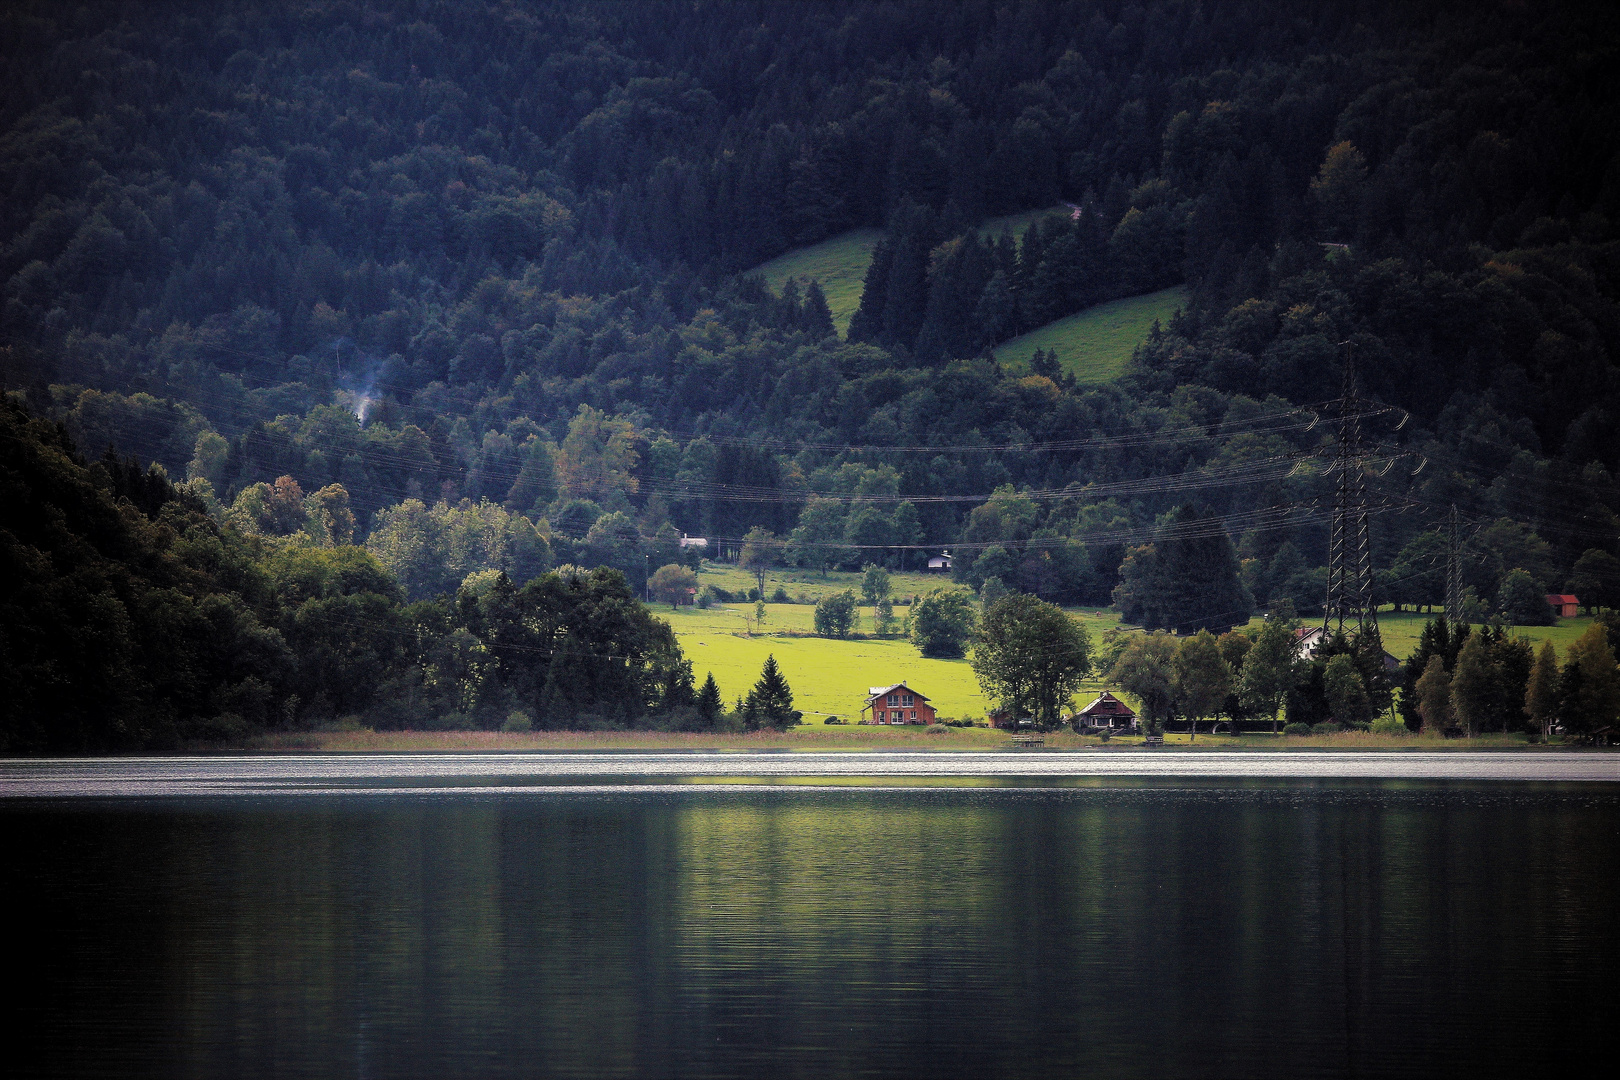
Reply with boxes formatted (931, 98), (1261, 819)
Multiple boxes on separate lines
(1545, 594), (1579, 618)
(862, 683), (937, 725)
(1074, 691), (1138, 733)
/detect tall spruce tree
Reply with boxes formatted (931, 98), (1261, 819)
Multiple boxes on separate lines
(1113, 505), (1253, 633)
(696, 672), (723, 727)
(742, 655), (799, 731)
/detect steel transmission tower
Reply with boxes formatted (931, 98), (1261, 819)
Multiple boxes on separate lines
(1323, 344), (1377, 637)
(1444, 504), (1465, 622)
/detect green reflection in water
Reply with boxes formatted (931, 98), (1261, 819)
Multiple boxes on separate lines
(8, 784), (1618, 1079)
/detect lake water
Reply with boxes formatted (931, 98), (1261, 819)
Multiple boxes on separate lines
(7, 778), (1617, 1078)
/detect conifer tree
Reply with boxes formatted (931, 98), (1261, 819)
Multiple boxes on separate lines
(742, 655), (799, 731)
(802, 279), (835, 338)
(696, 672), (723, 727)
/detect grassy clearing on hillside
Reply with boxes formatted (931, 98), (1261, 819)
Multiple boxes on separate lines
(747, 207), (1065, 337)
(994, 285), (1189, 384)
(749, 227), (882, 336)
(976, 206), (1069, 239)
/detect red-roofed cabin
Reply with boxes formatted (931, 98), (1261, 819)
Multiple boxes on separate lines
(1074, 691), (1139, 733)
(861, 683), (936, 724)
(1545, 594), (1579, 618)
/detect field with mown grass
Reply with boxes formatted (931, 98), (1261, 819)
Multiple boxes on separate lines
(749, 227), (882, 336)
(993, 285), (1189, 383)
(746, 207), (1066, 337)
(1237, 610), (1599, 661)
(663, 564), (1604, 725)
(649, 563), (1129, 719)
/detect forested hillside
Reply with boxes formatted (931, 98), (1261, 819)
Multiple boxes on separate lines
(2, 1), (1620, 744)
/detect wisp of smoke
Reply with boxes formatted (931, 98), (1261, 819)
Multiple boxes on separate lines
(333, 338), (384, 426)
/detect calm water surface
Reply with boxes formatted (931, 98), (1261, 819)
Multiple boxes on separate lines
(7, 781), (1617, 1078)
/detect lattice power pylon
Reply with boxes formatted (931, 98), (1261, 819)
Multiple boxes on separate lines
(1323, 344), (1378, 637)
(1444, 503), (1465, 622)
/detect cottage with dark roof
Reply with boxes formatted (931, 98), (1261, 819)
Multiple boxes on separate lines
(1073, 691), (1138, 733)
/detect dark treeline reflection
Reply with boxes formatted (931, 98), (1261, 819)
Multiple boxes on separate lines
(10, 785), (1618, 1078)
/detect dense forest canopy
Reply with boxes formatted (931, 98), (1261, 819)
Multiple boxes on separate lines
(2, 1), (1619, 745)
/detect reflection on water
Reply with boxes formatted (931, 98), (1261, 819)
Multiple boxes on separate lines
(8, 784), (1617, 1078)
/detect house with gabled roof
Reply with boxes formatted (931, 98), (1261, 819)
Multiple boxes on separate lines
(861, 682), (936, 725)
(1545, 594), (1579, 618)
(1073, 691), (1138, 733)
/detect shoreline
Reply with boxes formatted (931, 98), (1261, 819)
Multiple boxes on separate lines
(4, 750), (1618, 798)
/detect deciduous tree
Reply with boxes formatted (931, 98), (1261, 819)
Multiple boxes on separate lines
(648, 563), (698, 608)
(1173, 630), (1231, 739)
(1415, 655), (1452, 735)
(1110, 633), (1178, 737)
(1525, 640), (1559, 739)
(910, 588), (977, 658)
(972, 594), (1092, 730)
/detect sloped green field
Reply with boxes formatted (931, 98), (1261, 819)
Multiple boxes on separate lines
(993, 285), (1189, 384)
(976, 206), (1070, 239)
(749, 227), (883, 336)
(746, 207), (1066, 338)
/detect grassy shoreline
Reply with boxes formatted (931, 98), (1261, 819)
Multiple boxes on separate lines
(241, 729), (1581, 753)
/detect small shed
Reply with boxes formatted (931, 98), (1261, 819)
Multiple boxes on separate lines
(861, 683), (938, 725)
(679, 533), (708, 550)
(1545, 594), (1579, 618)
(987, 708), (1030, 730)
(926, 551), (953, 572)
(1074, 691), (1138, 733)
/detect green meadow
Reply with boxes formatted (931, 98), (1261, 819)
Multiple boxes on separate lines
(657, 562), (1601, 723)
(1314, 610), (1599, 660)
(746, 207), (1065, 338)
(748, 227), (883, 336)
(651, 564), (1129, 720)
(993, 285), (1189, 384)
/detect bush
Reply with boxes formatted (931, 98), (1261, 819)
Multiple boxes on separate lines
(1282, 721), (1312, 736)
(770, 586), (792, 603)
(910, 588), (977, 658)
(813, 590), (858, 638)
(1370, 714), (1406, 736)
(501, 710), (534, 732)
(823, 715), (842, 724)
(1311, 721), (1342, 735)
(925, 724), (950, 735)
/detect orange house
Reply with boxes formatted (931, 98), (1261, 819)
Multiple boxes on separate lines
(862, 683), (937, 725)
